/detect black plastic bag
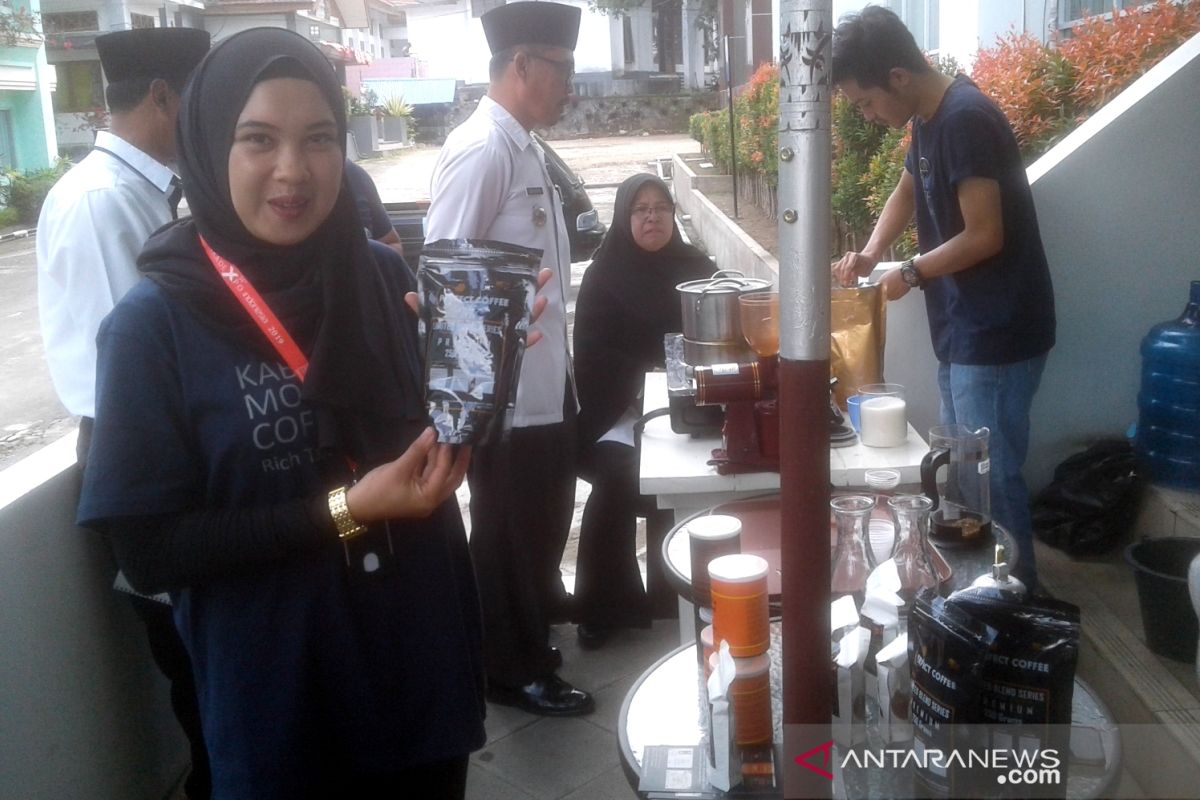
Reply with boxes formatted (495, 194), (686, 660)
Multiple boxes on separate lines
(1032, 440), (1141, 555)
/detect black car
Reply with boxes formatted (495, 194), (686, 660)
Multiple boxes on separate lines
(385, 136), (606, 267)
(533, 133), (607, 262)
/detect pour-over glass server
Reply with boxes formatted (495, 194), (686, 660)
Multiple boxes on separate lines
(920, 424), (992, 548)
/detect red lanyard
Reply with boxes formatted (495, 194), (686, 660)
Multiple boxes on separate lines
(199, 235), (309, 381)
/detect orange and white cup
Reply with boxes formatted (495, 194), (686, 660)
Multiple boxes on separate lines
(708, 553), (769, 657)
(708, 651), (773, 746)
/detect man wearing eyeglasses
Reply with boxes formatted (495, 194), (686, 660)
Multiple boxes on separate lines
(424, 1), (593, 717)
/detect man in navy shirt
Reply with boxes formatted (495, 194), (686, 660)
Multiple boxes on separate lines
(831, 6), (1055, 589)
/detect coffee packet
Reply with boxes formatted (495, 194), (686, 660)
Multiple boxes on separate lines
(417, 239), (541, 445)
(948, 586), (1081, 796)
(875, 632), (912, 745)
(833, 625), (869, 749)
(706, 640), (741, 792)
(909, 590), (996, 798)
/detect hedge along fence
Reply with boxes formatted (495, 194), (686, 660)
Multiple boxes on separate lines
(690, 0), (1200, 259)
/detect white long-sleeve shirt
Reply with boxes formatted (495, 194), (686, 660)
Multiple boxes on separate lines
(425, 96), (576, 428)
(36, 131), (177, 417)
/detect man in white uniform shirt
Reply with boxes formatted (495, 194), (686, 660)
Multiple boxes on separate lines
(36, 27), (212, 798)
(425, 1), (592, 716)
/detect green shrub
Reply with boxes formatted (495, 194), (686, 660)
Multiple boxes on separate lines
(2, 159), (72, 224)
(0, 206), (19, 228)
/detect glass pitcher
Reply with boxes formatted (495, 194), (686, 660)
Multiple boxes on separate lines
(830, 495), (877, 604)
(920, 424), (992, 548)
(888, 494), (940, 604)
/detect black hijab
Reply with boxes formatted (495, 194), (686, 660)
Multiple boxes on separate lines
(573, 173), (713, 447)
(138, 27), (423, 466)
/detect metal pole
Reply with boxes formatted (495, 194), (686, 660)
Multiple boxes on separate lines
(777, 1), (832, 797)
(723, 34), (739, 219)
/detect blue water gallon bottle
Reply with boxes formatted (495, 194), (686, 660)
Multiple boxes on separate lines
(1136, 280), (1200, 490)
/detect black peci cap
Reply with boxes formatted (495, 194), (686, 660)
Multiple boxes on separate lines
(96, 27), (211, 85)
(481, 1), (581, 54)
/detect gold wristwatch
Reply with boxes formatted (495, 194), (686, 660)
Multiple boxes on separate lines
(328, 486), (367, 540)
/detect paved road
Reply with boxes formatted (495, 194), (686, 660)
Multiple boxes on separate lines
(0, 134), (699, 478)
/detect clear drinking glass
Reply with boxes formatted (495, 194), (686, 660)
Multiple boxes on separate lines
(888, 494), (940, 604)
(831, 494), (877, 604)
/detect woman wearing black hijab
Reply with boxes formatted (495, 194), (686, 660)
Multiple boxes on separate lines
(572, 173), (713, 648)
(78, 29), (484, 798)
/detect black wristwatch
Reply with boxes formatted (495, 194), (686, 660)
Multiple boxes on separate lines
(899, 258), (923, 289)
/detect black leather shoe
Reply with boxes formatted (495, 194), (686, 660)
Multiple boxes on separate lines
(487, 674), (595, 717)
(576, 623), (610, 650)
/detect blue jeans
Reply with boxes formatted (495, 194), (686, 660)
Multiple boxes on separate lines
(938, 354), (1048, 589)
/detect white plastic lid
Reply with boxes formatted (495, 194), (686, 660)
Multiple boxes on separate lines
(687, 514), (742, 541)
(700, 625), (714, 647)
(707, 553), (769, 583)
(865, 468), (901, 489)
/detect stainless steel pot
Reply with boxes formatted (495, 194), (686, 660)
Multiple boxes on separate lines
(676, 270), (772, 343)
(682, 336), (757, 367)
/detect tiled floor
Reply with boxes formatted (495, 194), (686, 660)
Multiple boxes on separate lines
(466, 620), (679, 800)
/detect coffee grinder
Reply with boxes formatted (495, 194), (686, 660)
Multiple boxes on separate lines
(696, 291), (781, 474)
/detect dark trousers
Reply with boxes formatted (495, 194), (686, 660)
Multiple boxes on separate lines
(574, 441), (677, 628)
(334, 755), (469, 799)
(79, 418), (211, 799)
(468, 402), (577, 688)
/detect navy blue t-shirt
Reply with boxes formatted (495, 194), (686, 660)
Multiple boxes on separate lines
(78, 280), (485, 795)
(905, 76), (1056, 365)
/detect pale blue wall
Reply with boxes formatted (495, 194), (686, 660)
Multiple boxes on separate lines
(0, 0), (57, 170)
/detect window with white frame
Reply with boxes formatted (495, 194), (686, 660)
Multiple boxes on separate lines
(310, 24), (321, 39)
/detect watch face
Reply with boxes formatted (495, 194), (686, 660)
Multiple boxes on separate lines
(902, 265), (920, 287)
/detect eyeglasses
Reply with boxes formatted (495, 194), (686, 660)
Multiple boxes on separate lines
(526, 53), (575, 86)
(631, 202), (675, 220)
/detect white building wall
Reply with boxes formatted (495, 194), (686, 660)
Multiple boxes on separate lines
(204, 13), (290, 42)
(406, 0), (613, 84)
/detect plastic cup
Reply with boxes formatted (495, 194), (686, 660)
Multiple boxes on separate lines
(846, 395), (864, 432)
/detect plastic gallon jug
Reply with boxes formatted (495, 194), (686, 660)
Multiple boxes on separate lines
(1136, 281), (1200, 490)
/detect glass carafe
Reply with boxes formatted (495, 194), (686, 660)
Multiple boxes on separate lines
(831, 494), (877, 604)
(888, 494), (940, 604)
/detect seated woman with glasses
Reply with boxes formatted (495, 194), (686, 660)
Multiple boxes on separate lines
(572, 173), (713, 649)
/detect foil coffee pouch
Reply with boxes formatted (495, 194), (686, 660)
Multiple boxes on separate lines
(948, 587), (1081, 797)
(909, 590), (996, 798)
(831, 284), (886, 408)
(418, 239), (541, 445)
(875, 632), (912, 745)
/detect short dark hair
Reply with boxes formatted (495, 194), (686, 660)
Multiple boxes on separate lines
(489, 45), (519, 81)
(105, 73), (188, 114)
(487, 44), (565, 82)
(831, 5), (931, 90)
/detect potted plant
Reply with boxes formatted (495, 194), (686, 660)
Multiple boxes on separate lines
(345, 87), (381, 157)
(380, 94), (413, 145)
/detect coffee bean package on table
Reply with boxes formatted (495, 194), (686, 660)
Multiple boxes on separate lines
(875, 632), (911, 745)
(908, 590), (996, 798)
(418, 239), (541, 445)
(948, 586), (1081, 797)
